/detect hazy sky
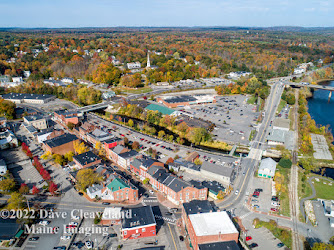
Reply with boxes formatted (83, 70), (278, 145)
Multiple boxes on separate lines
(0, 0), (333, 27)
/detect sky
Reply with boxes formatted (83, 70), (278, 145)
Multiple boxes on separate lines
(0, 0), (333, 28)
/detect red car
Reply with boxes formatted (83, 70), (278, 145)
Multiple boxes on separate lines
(246, 236), (252, 241)
(120, 134), (125, 137)
(271, 208), (278, 212)
(253, 191), (260, 196)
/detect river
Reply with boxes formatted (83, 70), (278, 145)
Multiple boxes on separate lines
(307, 80), (334, 132)
(307, 80), (334, 178)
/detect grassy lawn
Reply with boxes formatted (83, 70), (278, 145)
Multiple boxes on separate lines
(117, 86), (153, 94)
(277, 99), (287, 114)
(247, 96), (257, 105)
(254, 219), (292, 249)
(276, 165), (290, 217)
(310, 175), (334, 200)
(298, 170), (313, 200)
(249, 130), (256, 141)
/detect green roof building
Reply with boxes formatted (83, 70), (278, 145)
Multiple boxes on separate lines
(145, 103), (175, 116)
(107, 177), (129, 191)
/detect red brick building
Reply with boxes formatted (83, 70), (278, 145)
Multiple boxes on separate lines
(105, 177), (138, 202)
(121, 206), (156, 240)
(106, 145), (129, 164)
(78, 122), (96, 140)
(73, 151), (102, 169)
(187, 211), (239, 250)
(43, 134), (79, 155)
(146, 165), (208, 205)
(54, 110), (79, 126)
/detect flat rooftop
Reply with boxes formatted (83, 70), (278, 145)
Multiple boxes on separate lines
(2, 93), (54, 100)
(189, 211), (238, 236)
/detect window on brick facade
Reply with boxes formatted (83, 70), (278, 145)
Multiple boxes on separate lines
(124, 231), (127, 235)
(142, 228), (146, 232)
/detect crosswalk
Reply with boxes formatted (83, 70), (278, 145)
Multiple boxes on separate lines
(239, 211), (253, 219)
(154, 215), (176, 224)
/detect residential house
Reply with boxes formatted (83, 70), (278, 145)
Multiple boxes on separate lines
(78, 122), (96, 140)
(121, 206), (156, 239)
(258, 158), (277, 179)
(87, 184), (104, 200)
(126, 62), (141, 70)
(0, 130), (18, 149)
(43, 134), (79, 155)
(73, 151), (102, 169)
(102, 91), (116, 100)
(61, 77), (74, 84)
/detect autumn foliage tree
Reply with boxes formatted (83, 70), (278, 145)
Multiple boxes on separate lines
(19, 183), (29, 194)
(49, 182), (58, 195)
(32, 185), (40, 195)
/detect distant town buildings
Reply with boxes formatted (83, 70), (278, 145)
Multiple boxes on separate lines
(126, 62), (141, 70)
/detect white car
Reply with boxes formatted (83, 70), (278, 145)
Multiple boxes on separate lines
(39, 220), (50, 226)
(235, 190), (239, 195)
(71, 215), (80, 220)
(85, 241), (93, 249)
(60, 236), (71, 241)
(271, 202), (280, 207)
(149, 190), (154, 195)
(69, 222), (78, 226)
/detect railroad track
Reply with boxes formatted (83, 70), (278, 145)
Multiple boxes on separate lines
(290, 164), (301, 250)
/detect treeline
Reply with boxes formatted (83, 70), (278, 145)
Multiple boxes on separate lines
(7, 82), (102, 106)
(214, 77), (270, 99)
(115, 103), (211, 146)
(1, 30), (333, 87)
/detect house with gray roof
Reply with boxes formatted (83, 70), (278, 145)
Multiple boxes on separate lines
(258, 158), (277, 179)
(267, 128), (294, 150)
(86, 184), (104, 200)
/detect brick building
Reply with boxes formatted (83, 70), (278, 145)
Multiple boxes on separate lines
(54, 109), (79, 126)
(187, 211), (239, 250)
(121, 206), (156, 240)
(78, 122), (96, 140)
(43, 134), (79, 155)
(106, 177), (138, 202)
(73, 151), (102, 169)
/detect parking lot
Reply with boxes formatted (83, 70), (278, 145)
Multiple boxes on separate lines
(175, 95), (259, 144)
(249, 178), (278, 214)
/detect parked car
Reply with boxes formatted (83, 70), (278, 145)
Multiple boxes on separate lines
(271, 202), (280, 207)
(69, 222), (78, 226)
(255, 188), (263, 192)
(271, 208), (278, 212)
(39, 220), (50, 226)
(102, 202), (110, 205)
(29, 237), (40, 241)
(249, 243), (258, 248)
(272, 196), (279, 201)
(85, 241), (93, 249)
(179, 236), (184, 241)
(253, 205), (260, 209)
(277, 242), (285, 248)
(149, 190), (154, 195)
(235, 189), (239, 195)
(246, 236), (252, 241)
(60, 236), (71, 241)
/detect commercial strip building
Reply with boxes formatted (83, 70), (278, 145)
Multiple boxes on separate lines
(54, 110), (80, 126)
(73, 151), (102, 169)
(1, 93), (55, 104)
(156, 94), (216, 108)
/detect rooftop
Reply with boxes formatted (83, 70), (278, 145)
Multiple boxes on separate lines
(145, 103), (175, 115)
(24, 115), (45, 122)
(259, 158), (277, 172)
(87, 183), (103, 194)
(201, 161), (234, 178)
(162, 95), (197, 104)
(122, 206), (156, 229)
(107, 177), (137, 192)
(73, 151), (101, 166)
(163, 175), (190, 193)
(198, 241), (240, 250)
(2, 93), (54, 100)
(182, 200), (215, 215)
(189, 211), (238, 236)
(119, 150), (138, 159)
(44, 133), (78, 148)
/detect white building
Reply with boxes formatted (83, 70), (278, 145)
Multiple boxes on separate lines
(127, 62), (141, 70)
(23, 71), (31, 78)
(258, 158), (277, 179)
(61, 77), (74, 84)
(12, 77), (23, 83)
(322, 200), (334, 217)
(0, 159), (7, 175)
(294, 68), (306, 75)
